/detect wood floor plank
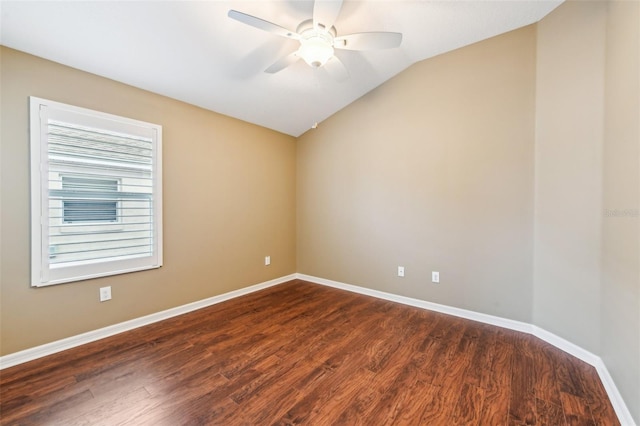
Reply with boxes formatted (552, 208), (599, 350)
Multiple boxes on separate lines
(228, 354), (289, 404)
(556, 350), (588, 398)
(332, 378), (381, 426)
(536, 397), (567, 425)
(362, 359), (423, 425)
(478, 334), (513, 425)
(509, 350), (537, 425)
(1, 387), (94, 426)
(62, 386), (151, 426)
(305, 367), (378, 425)
(533, 344), (564, 407)
(418, 383), (458, 423)
(466, 324), (498, 389)
(278, 351), (367, 424)
(0, 280), (621, 425)
(418, 319), (467, 386)
(239, 385), (304, 425)
(452, 383), (486, 425)
(561, 391), (597, 426)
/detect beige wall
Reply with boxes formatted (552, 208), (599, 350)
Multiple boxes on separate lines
(602, 0), (640, 421)
(533, 0), (606, 354)
(297, 25), (537, 322)
(0, 47), (297, 355)
(535, 2), (640, 421)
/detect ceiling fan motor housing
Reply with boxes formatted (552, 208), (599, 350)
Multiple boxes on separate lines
(296, 19), (337, 68)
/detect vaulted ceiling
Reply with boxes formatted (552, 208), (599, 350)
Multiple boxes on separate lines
(1, 1), (562, 136)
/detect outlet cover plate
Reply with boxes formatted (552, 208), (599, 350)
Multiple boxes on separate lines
(99, 286), (112, 302)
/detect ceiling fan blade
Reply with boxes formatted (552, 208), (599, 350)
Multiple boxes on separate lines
(313, 0), (343, 31)
(228, 10), (298, 40)
(265, 51), (300, 73)
(334, 32), (403, 51)
(323, 55), (349, 82)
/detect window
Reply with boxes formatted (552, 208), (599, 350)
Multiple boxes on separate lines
(61, 177), (119, 224)
(30, 97), (162, 287)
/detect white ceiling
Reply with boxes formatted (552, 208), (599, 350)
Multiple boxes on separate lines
(1, 0), (561, 137)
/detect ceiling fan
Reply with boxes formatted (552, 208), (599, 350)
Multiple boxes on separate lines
(228, 0), (402, 81)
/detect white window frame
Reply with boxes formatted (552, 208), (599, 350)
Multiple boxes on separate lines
(30, 97), (163, 287)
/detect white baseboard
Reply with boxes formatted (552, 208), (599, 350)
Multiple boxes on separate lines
(0, 274), (296, 370)
(296, 273), (636, 426)
(296, 273), (533, 334)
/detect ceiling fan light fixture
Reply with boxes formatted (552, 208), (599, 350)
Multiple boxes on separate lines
(297, 35), (334, 68)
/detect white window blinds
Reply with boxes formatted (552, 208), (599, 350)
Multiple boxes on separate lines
(30, 97), (163, 287)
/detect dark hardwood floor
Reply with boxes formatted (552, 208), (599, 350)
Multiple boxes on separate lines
(0, 280), (620, 425)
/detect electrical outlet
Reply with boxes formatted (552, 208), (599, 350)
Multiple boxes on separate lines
(432, 271), (440, 283)
(398, 266), (405, 277)
(265, 256), (271, 266)
(99, 286), (112, 302)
